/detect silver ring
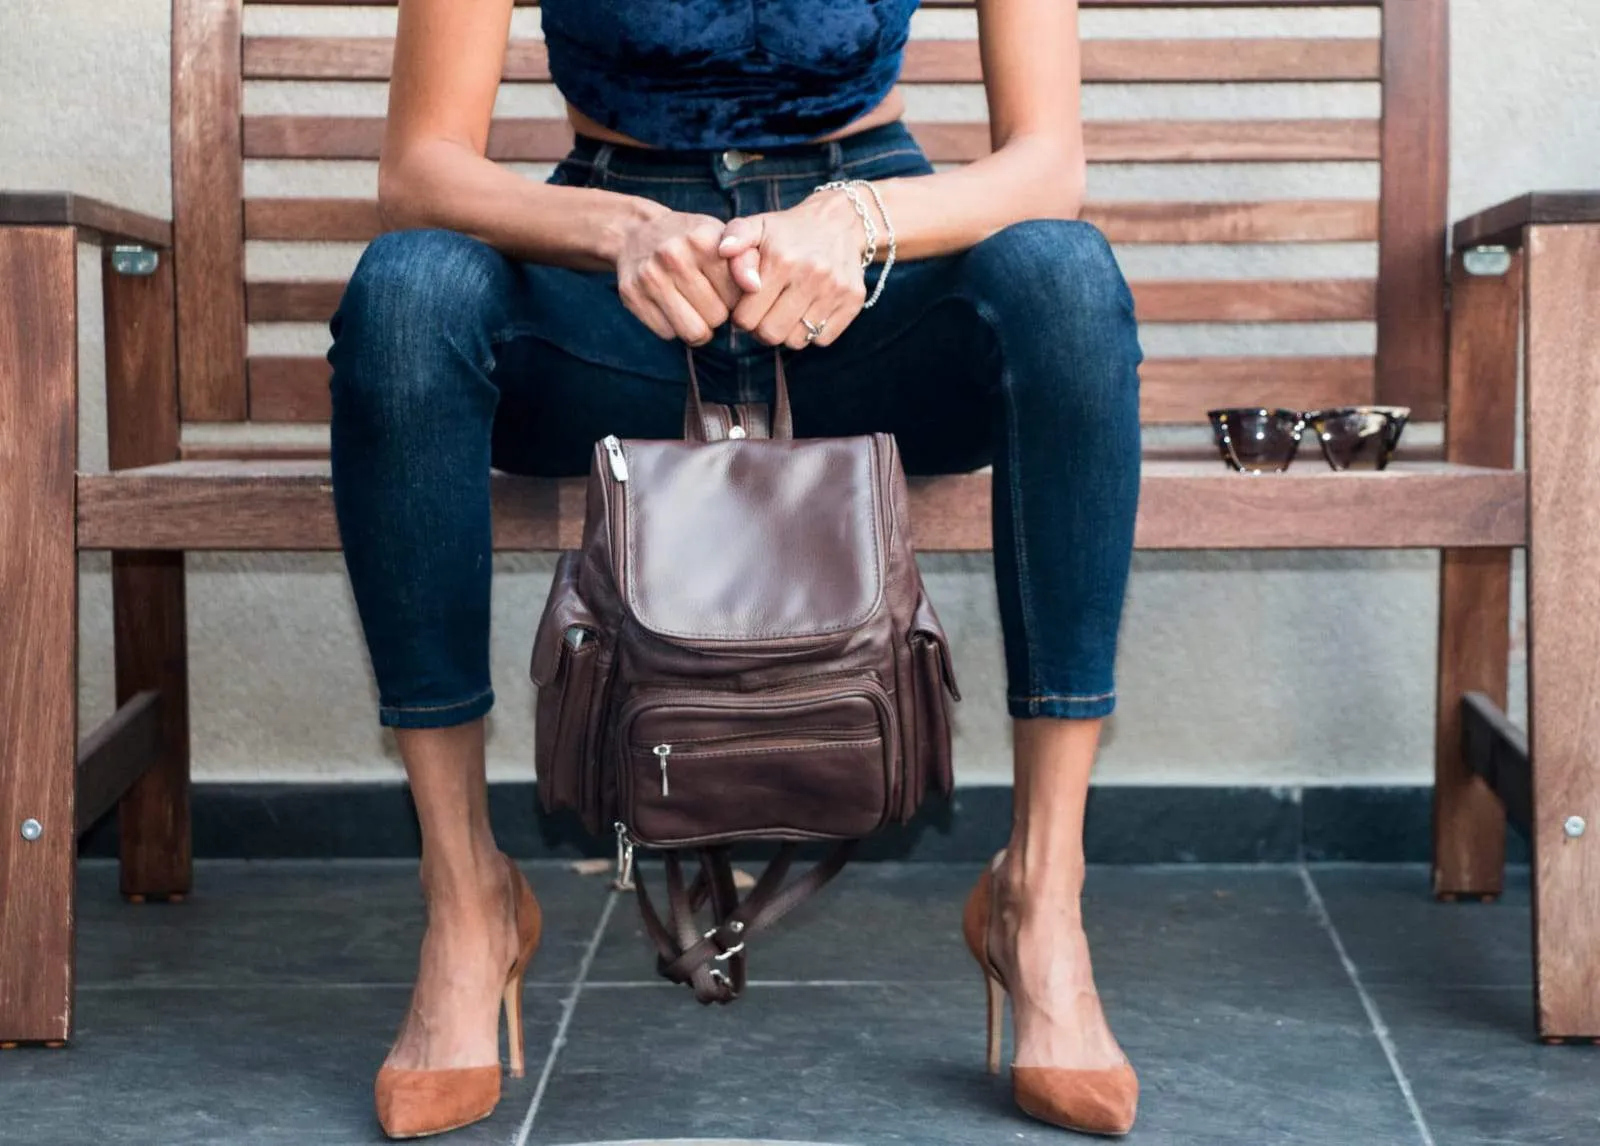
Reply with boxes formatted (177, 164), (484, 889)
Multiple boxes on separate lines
(802, 317), (826, 343)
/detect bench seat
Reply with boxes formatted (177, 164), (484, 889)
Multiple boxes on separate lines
(77, 455), (1527, 553)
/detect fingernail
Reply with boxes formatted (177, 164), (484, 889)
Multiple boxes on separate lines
(748, 273), (761, 290)
(719, 236), (738, 252)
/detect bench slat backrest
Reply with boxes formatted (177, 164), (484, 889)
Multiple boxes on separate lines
(172, 0), (1447, 431)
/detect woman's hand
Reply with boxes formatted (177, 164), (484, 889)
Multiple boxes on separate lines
(716, 190), (869, 349)
(615, 210), (745, 345)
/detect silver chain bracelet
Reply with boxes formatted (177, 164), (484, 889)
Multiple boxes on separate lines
(813, 178), (896, 309)
(814, 179), (877, 269)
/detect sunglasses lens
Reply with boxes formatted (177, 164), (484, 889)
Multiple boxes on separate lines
(1209, 409), (1301, 473)
(1312, 408), (1408, 471)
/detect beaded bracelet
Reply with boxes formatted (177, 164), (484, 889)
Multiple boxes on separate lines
(856, 179), (896, 310)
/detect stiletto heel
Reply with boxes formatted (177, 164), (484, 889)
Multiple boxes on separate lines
(375, 854), (543, 1139)
(964, 854), (1139, 1138)
(503, 979), (526, 1080)
(502, 857), (541, 1082)
(984, 972), (1005, 1076)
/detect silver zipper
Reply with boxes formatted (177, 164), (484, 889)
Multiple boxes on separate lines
(654, 744), (672, 796)
(602, 434), (629, 482)
(613, 821), (636, 891)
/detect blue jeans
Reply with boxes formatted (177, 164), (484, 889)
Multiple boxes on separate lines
(329, 122), (1142, 729)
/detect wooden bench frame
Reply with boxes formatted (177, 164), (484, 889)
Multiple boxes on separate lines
(2, 0), (1597, 1045)
(1447, 195), (1600, 1041)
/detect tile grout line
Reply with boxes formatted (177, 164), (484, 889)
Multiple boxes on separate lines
(1299, 866), (1437, 1146)
(512, 889), (619, 1146)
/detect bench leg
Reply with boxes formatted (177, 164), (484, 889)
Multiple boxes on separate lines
(1433, 249), (1520, 899)
(103, 249), (191, 900)
(0, 228), (80, 1043)
(112, 554), (190, 899)
(1524, 224), (1600, 1039)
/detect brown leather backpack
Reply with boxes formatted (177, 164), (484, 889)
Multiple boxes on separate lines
(531, 352), (959, 1003)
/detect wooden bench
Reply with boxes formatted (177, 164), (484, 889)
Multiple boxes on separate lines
(2, 0), (1596, 1045)
(1447, 192), (1600, 1041)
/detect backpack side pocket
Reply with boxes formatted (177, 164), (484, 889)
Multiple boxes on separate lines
(532, 553), (600, 814)
(909, 592), (961, 804)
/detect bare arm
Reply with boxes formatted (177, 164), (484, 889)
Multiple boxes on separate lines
(719, 0), (1086, 347)
(381, 0), (741, 339)
(381, 0), (660, 269)
(878, 0), (1087, 258)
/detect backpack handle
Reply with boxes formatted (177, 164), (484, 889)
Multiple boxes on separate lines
(683, 348), (794, 442)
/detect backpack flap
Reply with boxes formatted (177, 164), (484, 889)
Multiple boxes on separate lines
(610, 434), (889, 644)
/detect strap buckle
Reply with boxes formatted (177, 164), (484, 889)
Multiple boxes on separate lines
(704, 920), (746, 962)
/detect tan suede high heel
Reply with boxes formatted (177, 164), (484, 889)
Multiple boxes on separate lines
(375, 854), (543, 1139)
(963, 855), (1138, 1137)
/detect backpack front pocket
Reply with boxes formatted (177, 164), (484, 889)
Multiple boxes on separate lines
(618, 680), (896, 847)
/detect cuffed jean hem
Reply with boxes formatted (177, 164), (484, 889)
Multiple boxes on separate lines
(378, 687), (495, 730)
(1007, 691), (1117, 721)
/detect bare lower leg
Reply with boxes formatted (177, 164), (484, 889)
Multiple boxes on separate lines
(385, 720), (519, 1072)
(993, 718), (1126, 1070)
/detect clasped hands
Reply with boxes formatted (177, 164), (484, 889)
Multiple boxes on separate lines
(614, 189), (870, 351)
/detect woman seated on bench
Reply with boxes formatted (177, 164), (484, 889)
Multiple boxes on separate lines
(329, 0), (1143, 1137)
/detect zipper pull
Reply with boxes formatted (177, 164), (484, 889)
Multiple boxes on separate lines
(613, 822), (636, 892)
(602, 434), (628, 482)
(654, 744), (672, 797)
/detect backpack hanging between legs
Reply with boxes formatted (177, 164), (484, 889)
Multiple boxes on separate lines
(531, 349), (959, 1004)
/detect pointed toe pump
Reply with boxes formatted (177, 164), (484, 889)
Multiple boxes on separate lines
(963, 858), (1139, 1138)
(375, 855), (543, 1139)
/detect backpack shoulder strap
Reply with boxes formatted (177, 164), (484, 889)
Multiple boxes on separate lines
(633, 842), (856, 1005)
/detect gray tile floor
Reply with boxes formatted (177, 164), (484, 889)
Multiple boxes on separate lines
(2, 861), (1593, 1146)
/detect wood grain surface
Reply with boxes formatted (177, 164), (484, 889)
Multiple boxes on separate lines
(243, 116), (1382, 164)
(1462, 692), (1531, 839)
(1374, 0), (1448, 418)
(1140, 355), (1374, 420)
(1433, 248), (1521, 899)
(75, 693), (163, 837)
(243, 276), (1377, 326)
(1523, 225), (1600, 1038)
(245, 353), (1375, 427)
(102, 251), (193, 900)
(0, 229), (79, 1042)
(0, 193), (171, 248)
(244, 196), (1378, 245)
(1453, 192), (1600, 250)
(242, 36), (1380, 84)
(172, 0), (247, 421)
(76, 459), (1527, 553)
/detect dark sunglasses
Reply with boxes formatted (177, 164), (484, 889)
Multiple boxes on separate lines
(1207, 406), (1411, 473)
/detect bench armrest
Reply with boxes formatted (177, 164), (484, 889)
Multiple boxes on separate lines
(0, 191), (171, 249)
(1454, 191), (1600, 251)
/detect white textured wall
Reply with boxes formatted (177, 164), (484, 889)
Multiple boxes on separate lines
(3, 1), (1594, 786)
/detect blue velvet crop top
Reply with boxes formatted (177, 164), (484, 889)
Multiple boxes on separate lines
(541, 1), (922, 150)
